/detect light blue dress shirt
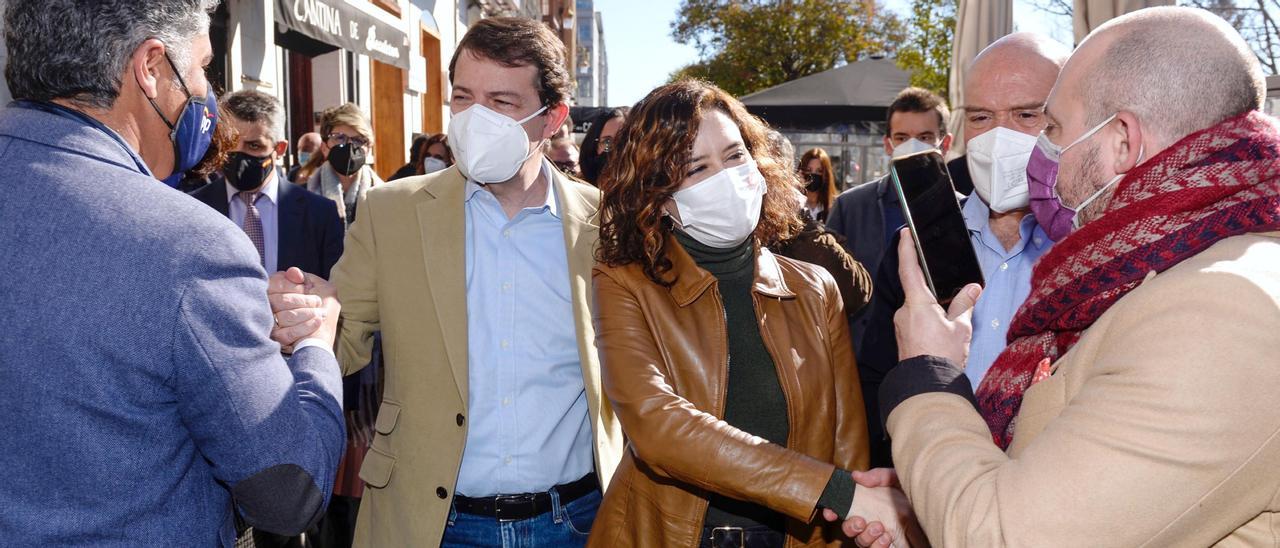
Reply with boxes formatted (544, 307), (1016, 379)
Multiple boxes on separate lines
(962, 194), (1053, 389)
(454, 161), (594, 497)
(225, 170), (279, 274)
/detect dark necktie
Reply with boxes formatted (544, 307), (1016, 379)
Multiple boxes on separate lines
(238, 191), (265, 267)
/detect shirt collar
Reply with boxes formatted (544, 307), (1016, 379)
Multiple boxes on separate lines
(962, 191), (1053, 254)
(225, 165), (280, 206)
(463, 158), (560, 218)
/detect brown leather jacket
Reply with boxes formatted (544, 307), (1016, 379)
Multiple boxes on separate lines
(587, 234), (871, 547)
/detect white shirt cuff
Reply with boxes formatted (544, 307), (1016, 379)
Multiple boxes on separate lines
(292, 338), (335, 357)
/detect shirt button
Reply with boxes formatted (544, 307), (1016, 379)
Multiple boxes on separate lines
(436, 487), (448, 499)
(502, 282), (512, 291)
(500, 340), (510, 349)
(504, 456), (513, 465)
(1035, 237), (1044, 246)
(991, 319), (1001, 329)
(456, 413), (465, 426)
(503, 229), (511, 238)
(1000, 262), (1009, 271)
(502, 397), (511, 406)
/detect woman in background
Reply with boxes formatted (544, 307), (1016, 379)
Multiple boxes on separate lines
(579, 106), (629, 185)
(305, 103), (384, 226)
(798, 147), (839, 222)
(420, 132), (453, 173)
(587, 80), (881, 548)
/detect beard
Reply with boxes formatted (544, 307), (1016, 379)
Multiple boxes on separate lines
(1060, 141), (1108, 220)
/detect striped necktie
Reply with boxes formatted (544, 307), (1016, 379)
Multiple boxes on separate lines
(238, 191), (265, 267)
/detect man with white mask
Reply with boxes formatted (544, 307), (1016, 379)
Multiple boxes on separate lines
(851, 33), (1070, 467)
(827, 87), (957, 468)
(328, 17), (623, 547)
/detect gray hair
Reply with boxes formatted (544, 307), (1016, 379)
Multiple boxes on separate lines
(4, 0), (219, 109)
(1080, 7), (1264, 145)
(223, 89), (286, 144)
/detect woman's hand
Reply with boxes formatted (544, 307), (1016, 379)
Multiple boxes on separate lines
(821, 468), (929, 547)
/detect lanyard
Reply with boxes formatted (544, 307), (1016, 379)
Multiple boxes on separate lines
(10, 100), (153, 176)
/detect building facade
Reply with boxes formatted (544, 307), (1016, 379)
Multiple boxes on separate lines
(573, 0), (607, 107)
(0, 0), (575, 179)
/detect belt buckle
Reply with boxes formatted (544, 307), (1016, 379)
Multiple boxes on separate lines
(493, 494), (536, 522)
(711, 526), (745, 548)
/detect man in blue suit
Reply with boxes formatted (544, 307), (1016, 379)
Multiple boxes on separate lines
(191, 90), (345, 280)
(0, 2), (346, 546)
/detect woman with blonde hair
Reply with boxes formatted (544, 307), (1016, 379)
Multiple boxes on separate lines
(304, 102), (383, 225)
(587, 80), (891, 548)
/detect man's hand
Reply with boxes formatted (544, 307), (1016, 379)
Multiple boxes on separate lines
(893, 228), (981, 365)
(268, 267), (340, 349)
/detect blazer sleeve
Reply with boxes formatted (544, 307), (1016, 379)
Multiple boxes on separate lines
(317, 197), (344, 280)
(330, 193), (380, 376)
(172, 225), (345, 535)
(593, 270), (838, 522)
(885, 268), (1280, 547)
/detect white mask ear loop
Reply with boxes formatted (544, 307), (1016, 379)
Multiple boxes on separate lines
(1070, 141), (1146, 228)
(1060, 114), (1118, 155)
(517, 105), (551, 164)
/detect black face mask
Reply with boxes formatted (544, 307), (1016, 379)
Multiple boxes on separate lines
(327, 143), (367, 176)
(804, 172), (826, 193)
(223, 151), (274, 192)
(581, 152), (607, 183)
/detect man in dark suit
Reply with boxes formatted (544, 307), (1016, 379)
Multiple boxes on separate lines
(825, 87), (962, 468)
(192, 90), (344, 279)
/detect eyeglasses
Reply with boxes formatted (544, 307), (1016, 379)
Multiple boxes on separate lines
(327, 132), (370, 149)
(598, 136), (614, 154)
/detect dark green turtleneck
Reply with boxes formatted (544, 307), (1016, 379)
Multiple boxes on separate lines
(675, 231), (854, 530)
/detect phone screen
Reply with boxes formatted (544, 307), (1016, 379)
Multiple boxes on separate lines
(889, 150), (985, 305)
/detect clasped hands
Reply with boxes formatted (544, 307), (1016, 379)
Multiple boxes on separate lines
(822, 468), (927, 548)
(267, 267), (341, 351)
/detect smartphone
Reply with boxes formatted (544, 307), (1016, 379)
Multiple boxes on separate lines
(889, 150), (985, 305)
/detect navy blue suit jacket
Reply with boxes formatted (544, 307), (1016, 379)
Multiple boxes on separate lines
(190, 174), (344, 279)
(0, 104), (345, 546)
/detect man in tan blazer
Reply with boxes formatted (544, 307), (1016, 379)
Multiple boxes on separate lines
(329, 17), (622, 548)
(836, 7), (1280, 547)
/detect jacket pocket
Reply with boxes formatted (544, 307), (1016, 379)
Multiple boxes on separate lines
(359, 445), (396, 488)
(374, 400), (401, 435)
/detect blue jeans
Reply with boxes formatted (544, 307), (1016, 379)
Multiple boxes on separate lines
(441, 489), (601, 548)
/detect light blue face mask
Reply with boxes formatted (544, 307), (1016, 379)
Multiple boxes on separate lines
(297, 151), (312, 165)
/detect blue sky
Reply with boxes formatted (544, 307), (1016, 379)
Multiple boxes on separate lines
(595, 0), (1073, 107)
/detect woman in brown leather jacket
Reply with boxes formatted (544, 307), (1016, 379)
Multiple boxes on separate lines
(587, 80), (878, 548)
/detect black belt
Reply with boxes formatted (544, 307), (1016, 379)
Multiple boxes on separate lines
(700, 525), (786, 548)
(452, 473), (599, 521)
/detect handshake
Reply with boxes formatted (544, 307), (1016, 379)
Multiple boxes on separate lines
(266, 267), (342, 352)
(823, 468), (928, 548)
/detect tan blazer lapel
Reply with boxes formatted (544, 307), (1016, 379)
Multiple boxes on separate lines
(553, 172), (623, 488)
(416, 167), (470, 404)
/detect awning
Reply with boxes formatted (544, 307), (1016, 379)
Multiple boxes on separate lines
(275, 0), (410, 69)
(739, 58), (912, 131)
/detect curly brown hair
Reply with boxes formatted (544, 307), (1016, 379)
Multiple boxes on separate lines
(596, 80), (802, 286)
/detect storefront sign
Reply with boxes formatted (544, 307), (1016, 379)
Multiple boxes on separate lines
(276, 0), (410, 69)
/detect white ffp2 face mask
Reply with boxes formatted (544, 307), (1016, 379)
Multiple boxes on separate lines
(892, 138), (937, 159)
(966, 127), (1038, 213)
(448, 104), (547, 183)
(672, 159), (768, 248)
